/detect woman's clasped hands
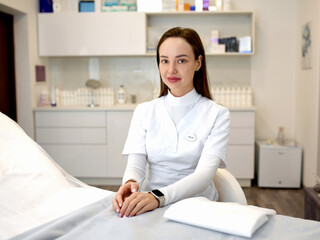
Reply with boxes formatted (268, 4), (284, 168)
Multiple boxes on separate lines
(112, 180), (159, 218)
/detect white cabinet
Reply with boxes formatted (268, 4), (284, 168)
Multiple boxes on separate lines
(34, 108), (255, 185)
(34, 109), (133, 180)
(106, 111), (133, 178)
(37, 12), (146, 56)
(37, 11), (254, 56)
(226, 109), (255, 186)
(256, 141), (302, 188)
(35, 110), (108, 178)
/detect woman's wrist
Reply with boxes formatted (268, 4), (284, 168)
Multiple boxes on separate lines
(125, 179), (137, 184)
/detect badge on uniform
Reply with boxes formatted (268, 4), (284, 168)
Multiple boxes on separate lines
(186, 134), (197, 142)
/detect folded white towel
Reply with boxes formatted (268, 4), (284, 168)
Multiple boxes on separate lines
(164, 197), (276, 238)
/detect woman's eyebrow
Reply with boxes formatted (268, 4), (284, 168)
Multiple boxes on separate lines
(176, 54), (189, 58)
(160, 54), (189, 58)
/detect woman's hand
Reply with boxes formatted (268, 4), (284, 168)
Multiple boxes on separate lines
(118, 192), (159, 218)
(112, 180), (139, 214)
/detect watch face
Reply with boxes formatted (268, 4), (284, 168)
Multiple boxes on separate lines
(152, 189), (164, 197)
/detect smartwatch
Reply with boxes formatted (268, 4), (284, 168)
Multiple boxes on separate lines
(149, 189), (165, 207)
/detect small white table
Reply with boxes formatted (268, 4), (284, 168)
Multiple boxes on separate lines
(256, 141), (302, 188)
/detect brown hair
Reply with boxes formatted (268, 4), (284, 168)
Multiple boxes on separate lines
(156, 27), (212, 100)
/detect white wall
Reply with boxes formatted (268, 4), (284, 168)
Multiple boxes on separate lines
(234, 0), (298, 141)
(295, 0), (320, 186)
(0, 0), (48, 138)
(234, 0), (319, 187)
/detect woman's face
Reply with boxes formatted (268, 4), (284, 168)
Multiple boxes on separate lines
(159, 37), (202, 97)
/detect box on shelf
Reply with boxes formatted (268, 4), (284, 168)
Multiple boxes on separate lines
(79, 0), (95, 12)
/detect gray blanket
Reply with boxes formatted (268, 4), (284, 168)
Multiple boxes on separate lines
(12, 193), (320, 240)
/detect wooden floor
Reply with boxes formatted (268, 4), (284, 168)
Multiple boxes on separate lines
(96, 185), (305, 219)
(243, 186), (304, 218)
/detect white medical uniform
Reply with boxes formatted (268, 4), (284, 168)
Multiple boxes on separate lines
(122, 89), (230, 206)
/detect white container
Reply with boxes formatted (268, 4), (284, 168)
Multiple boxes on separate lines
(223, 0), (231, 11)
(137, 0), (162, 12)
(51, 85), (57, 107)
(195, 0), (203, 12)
(177, 0), (184, 11)
(215, 0), (222, 11)
(117, 85), (127, 104)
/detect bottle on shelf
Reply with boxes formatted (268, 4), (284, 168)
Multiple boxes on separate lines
(277, 127), (285, 145)
(195, 0), (203, 12)
(51, 85), (57, 107)
(117, 85), (127, 104)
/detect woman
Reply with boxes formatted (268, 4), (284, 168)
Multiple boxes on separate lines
(113, 27), (230, 218)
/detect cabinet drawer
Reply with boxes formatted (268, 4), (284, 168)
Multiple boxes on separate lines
(226, 145), (254, 179)
(36, 128), (106, 144)
(42, 144), (107, 178)
(229, 128), (254, 145)
(259, 147), (301, 163)
(230, 111), (255, 128)
(35, 111), (106, 127)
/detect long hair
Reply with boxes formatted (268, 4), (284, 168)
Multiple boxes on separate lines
(156, 27), (212, 100)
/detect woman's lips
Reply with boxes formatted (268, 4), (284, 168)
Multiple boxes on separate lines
(167, 77), (181, 83)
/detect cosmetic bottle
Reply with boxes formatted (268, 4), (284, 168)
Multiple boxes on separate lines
(277, 127), (285, 145)
(202, 0), (209, 11)
(51, 85), (57, 107)
(195, 0), (202, 12)
(117, 85), (127, 104)
(216, 0), (222, 11)
(223, 0), (231, 11)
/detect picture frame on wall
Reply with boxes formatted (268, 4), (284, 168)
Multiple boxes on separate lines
(35, 65), (46, 83)
(301, 21), (312, 69)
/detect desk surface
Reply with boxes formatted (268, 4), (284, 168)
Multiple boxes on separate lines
(13, 193), (320, 240)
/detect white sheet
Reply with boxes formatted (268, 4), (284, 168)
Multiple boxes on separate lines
(164, 197), (276, 238)
(0, 112), (111, 239)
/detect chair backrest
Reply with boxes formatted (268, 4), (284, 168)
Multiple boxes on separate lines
(213, 168), (247, 205)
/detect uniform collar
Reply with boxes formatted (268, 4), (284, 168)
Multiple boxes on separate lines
(166, 88), (199, 106)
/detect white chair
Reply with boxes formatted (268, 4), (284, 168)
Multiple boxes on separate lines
(213, 168), (247, 205)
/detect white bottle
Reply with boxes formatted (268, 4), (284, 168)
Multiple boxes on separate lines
(220, 87), (226, 106)
(195, 0), (203, 12)
(225, 87), (231, 107)
(230, 87), (236, 107)
(223, 0), (231, 11)
(117, 85), (127, 104)
(216, 0), (223, 11)
(246, 87), (252, 106)
(277, 127), (285, 145)
(51, 85), (57, 107)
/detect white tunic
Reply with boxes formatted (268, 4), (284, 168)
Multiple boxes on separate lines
(122, 89), (230, 205)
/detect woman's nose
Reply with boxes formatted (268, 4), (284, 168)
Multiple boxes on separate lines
(169, 62), (177, 74)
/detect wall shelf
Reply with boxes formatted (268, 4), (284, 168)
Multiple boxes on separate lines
(37, 11), (255, 56)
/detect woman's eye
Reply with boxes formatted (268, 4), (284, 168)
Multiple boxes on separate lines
(161, 59), (168, 64)
(178, 59), (186, 63)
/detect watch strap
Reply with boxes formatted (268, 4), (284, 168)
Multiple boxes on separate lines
(149, 189), (165, 208)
